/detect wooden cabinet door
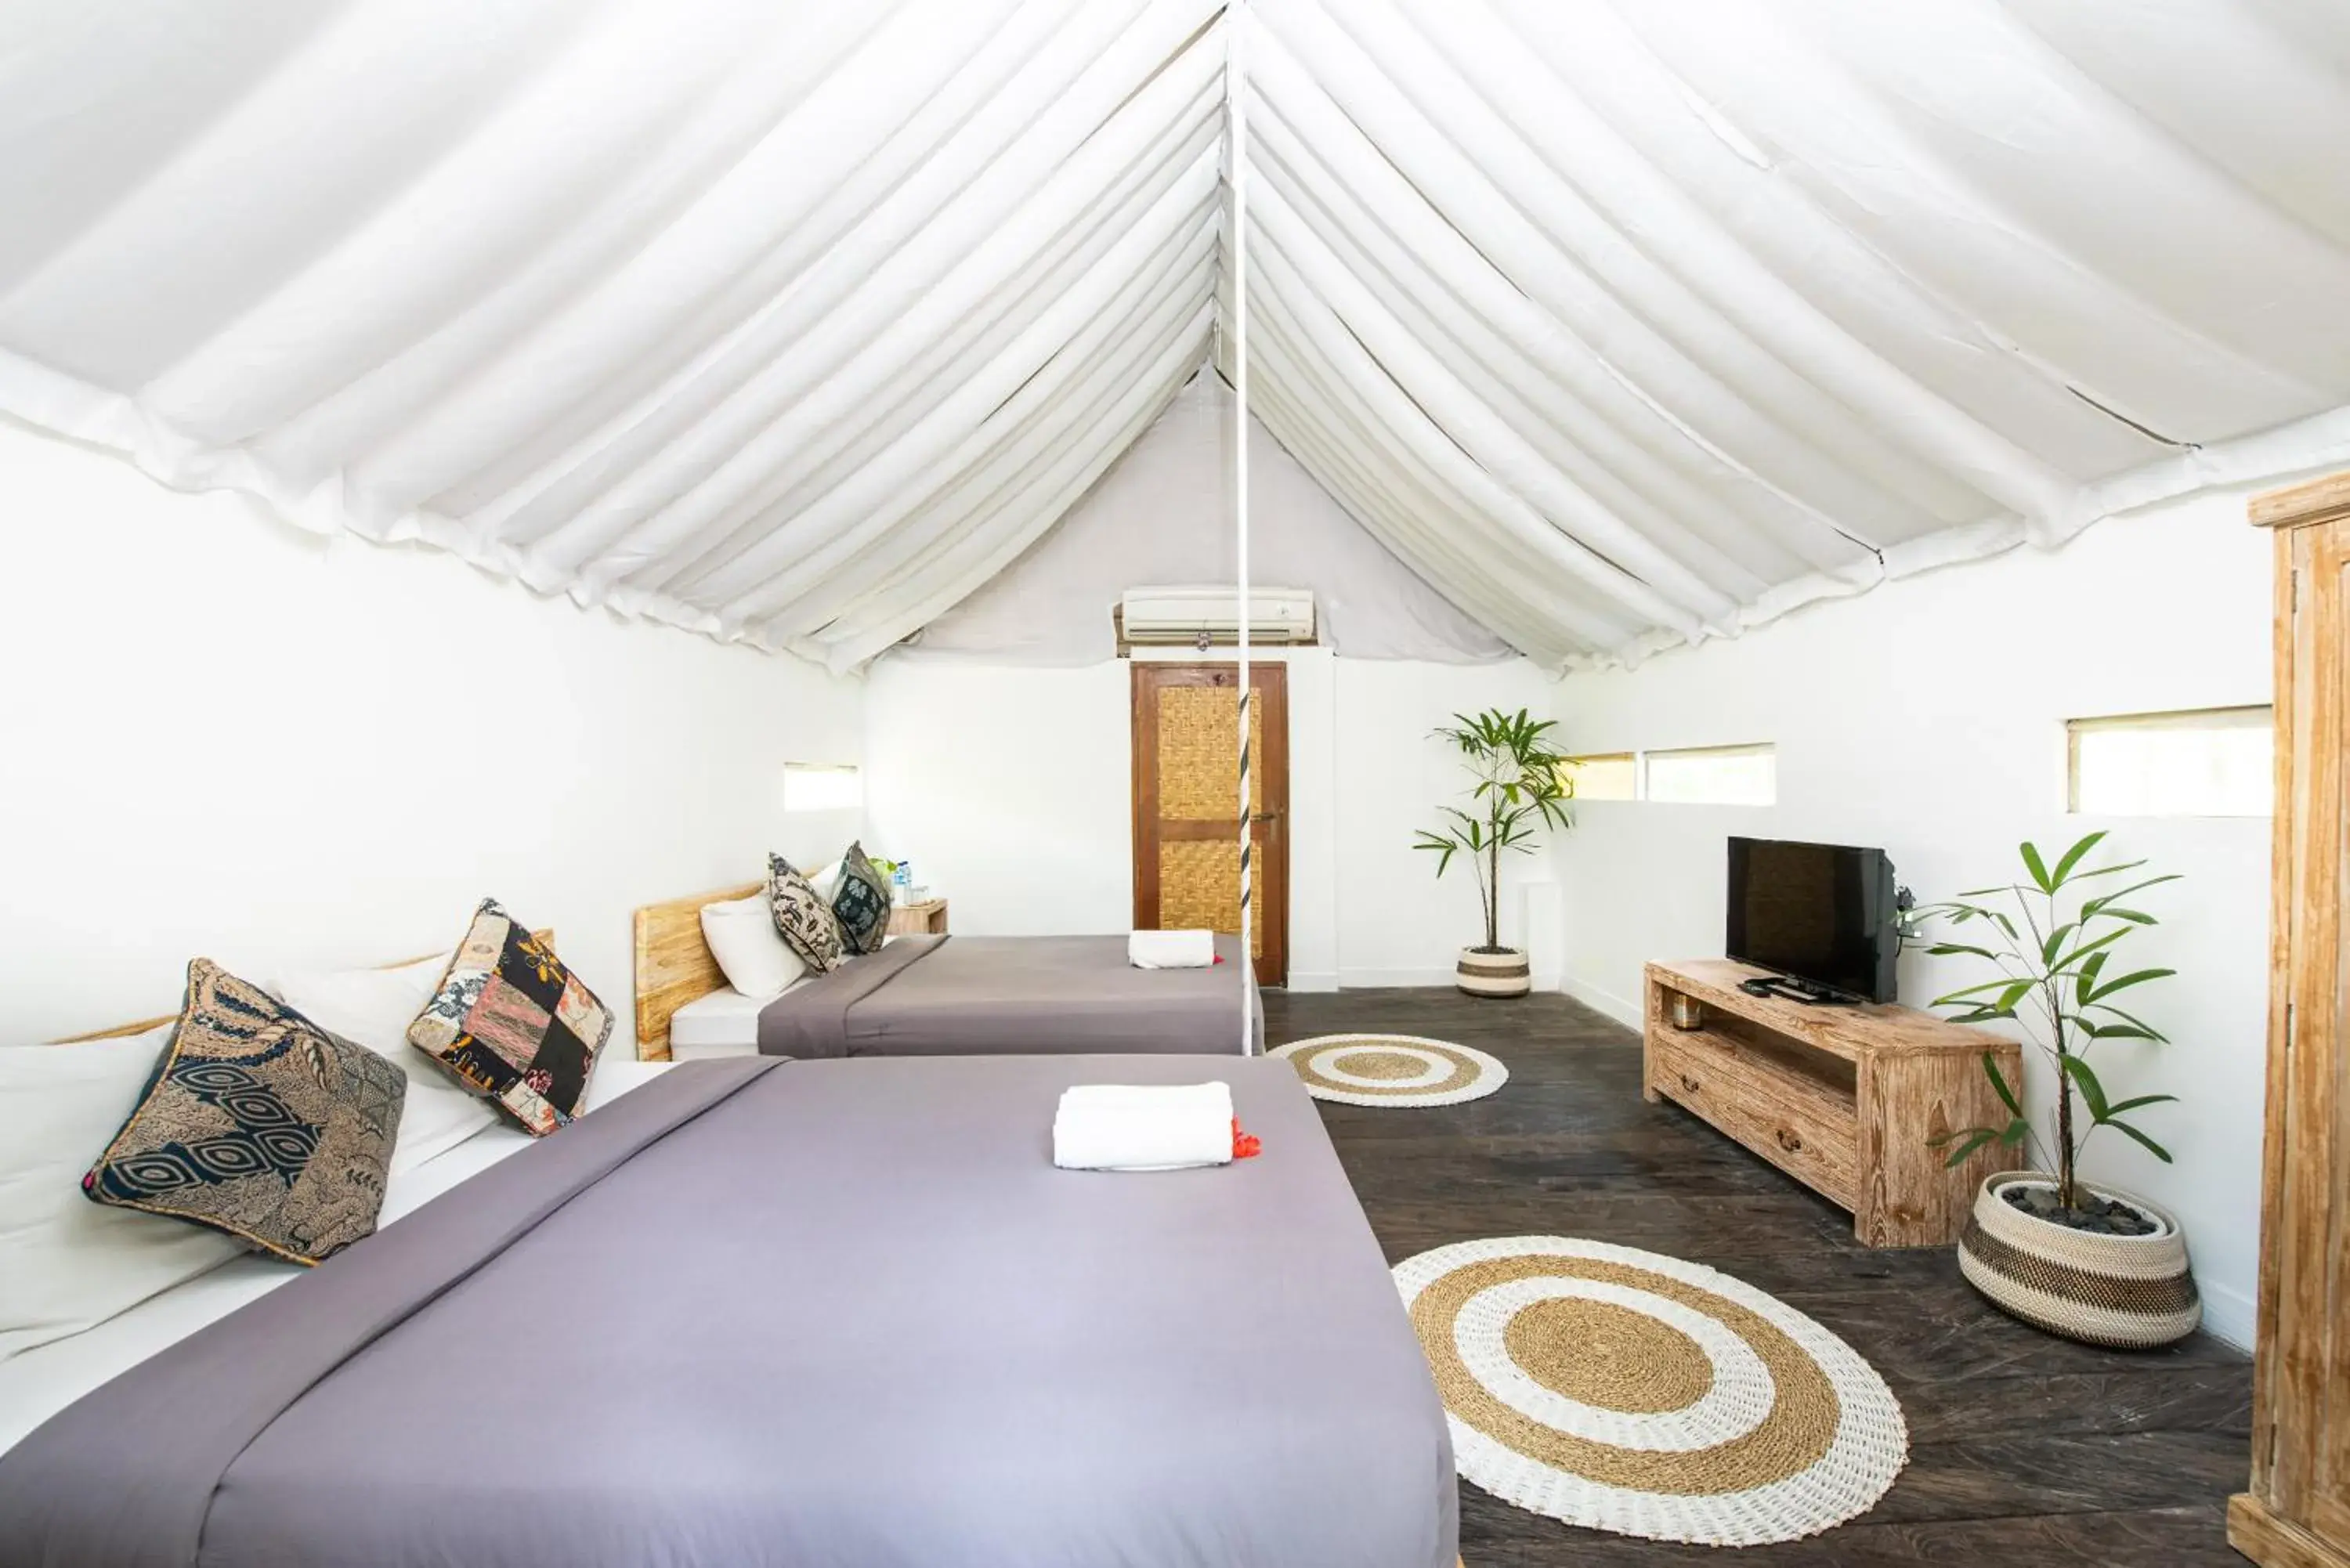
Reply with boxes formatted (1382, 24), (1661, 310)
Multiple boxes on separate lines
(1130, 662), (1288, 988)
(2254, 515), (2350, 1545)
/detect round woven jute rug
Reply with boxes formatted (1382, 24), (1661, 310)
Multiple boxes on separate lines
(1394, 1237), (1907, 1546)
(1270, 1035), (1506, 1107)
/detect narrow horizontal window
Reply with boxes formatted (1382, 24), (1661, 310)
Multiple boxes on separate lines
(1643, 742), (1776, 807)
(1563, 753), (1636, 801)
(2067, 706), (2270, 818)
(782, 762), (862, 813)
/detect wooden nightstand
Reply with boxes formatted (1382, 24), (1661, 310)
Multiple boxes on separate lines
(887, 898), (947, 937)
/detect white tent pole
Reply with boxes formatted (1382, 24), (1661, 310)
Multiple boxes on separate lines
(1229, 0), (1254, 1056)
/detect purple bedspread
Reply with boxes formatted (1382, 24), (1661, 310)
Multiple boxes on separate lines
(0, 1055), (1455, 1568)
(757, 933), (1265, 1057)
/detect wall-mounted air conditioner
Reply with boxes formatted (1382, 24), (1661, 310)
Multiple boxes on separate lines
(1117, 586), (1316, 647)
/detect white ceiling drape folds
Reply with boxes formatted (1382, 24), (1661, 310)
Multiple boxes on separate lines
(0, 0), (1227, 671)
(4, 1), (2349, 671)
(1230, 0), (2350, 668)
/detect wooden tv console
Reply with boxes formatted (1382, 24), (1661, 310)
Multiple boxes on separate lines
(1643, 959), (2024, 1248)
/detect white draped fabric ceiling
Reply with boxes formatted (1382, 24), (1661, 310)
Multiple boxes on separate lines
(4, 1), (2349, 671)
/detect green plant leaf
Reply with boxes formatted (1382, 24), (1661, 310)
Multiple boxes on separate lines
(2019, 841), (2054, 892)
(1936, 1129), (1996, 1168)
(2063, 858), (2151, 883)
(2082, 1002), (2167, 1042)
(2085, 967), (2177, 1003)
(1946, 1007), (2019, 1024)
(2103, 1121), (2174, 1163)
(1412, 834), (1460, 878)
(2039, 922), (2077, 967)
(1983, 1052), (2023, 1116)
(2047, 830), (2108, 887)
(1935, 977), (2037, 1004)
(1936, 973), (2030, 1010)
(1998, 1117), (2030, 1145)
(2059, 1055), (2111, 1120)
(2082, 1022), (2160, 1042)
(1928, 900), (2015, 929)
(2101, 1093), (2178, 1117)
(1925, 943), (2001, 961)
(2080, 874), (2182, 914)
(2048, 925), (2130, 975)
(2074, 948), (2109, 1007)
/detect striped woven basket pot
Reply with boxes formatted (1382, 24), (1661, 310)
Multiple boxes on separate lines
(1455, 945), (1531, 998)
(1956, 1171), (2200, 1349)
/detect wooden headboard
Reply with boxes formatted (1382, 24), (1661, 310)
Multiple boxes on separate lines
(632, 883), (762, 1063)
(52, 931), (552, 1045)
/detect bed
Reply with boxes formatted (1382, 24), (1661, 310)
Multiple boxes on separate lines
(633, 883), (1264, 1061)
(0, 1050), (1457, 1567)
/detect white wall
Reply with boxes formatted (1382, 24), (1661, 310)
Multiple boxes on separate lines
(0, 422), (863, 1053)
(1548, 486), (2275, 1346)
(863, 649), (1558, 988)
(911, 373), (1511, 664)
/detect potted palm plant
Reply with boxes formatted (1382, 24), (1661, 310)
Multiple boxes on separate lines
(1414, 708), (1573, 998)
(1914, 831), (2199, 1347)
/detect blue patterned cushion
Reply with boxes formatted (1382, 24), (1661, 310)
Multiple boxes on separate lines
(84, 960), (406, 1265)
(831, 842), (895, 956)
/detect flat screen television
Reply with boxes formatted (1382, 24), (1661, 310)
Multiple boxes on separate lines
(1725, 836), (1899, 1003)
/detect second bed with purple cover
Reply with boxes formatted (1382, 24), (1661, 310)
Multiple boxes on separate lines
(757, 932), (1267, 1057)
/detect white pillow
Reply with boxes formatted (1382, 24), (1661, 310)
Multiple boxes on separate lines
(271, 952), (498, 1177)
(0, 1027), (248, 1363)
(700, 892), (808, 999)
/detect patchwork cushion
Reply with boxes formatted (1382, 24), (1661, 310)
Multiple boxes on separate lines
(768, 853), (845, 973)
(831, 842), (895, 956)
(82, 961), (407, 1266)
(407, 901), (612, 1136)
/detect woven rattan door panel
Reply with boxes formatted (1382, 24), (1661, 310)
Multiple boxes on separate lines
(1131, 662), (1287, 986)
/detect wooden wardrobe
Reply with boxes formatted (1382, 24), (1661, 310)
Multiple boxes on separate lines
(2232, 472), (2350, 1568)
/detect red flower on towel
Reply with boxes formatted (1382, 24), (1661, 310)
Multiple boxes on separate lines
(1231, 1118), (1261, 1160)
(1213, 954), (1224, 964)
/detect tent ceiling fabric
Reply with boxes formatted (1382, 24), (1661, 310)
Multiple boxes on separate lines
(3, 2), (2350, 673)
(1231, 0), (2350, 670)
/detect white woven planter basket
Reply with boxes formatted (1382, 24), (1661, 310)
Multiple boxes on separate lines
(1456, 945), (1531, 998)
(1956, 1171), (2199, 1349)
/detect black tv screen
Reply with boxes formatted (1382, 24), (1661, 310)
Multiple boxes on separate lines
(1726, 837), (1897, 1003)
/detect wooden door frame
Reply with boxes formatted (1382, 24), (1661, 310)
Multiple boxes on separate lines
(1130, 661), (1289, 988)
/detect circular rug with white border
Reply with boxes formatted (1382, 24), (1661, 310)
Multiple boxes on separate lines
(1394, 1237), (1907, 1546)
(1270, 1035), (1506, 1107)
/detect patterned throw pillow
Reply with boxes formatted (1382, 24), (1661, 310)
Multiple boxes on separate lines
(768, 853), (845, 973)
(407, 901), (612, 1136)
(83, 960), (407, 1265)
(831, 841), (895, 956)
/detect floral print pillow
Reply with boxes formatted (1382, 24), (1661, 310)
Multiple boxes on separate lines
(406, 900), (612, 1136)
(768, 854), (846, 973)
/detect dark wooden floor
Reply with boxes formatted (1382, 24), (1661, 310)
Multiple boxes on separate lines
(1262, 988), (2254, 1568)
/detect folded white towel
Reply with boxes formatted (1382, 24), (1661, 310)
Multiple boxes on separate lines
(1053, 1082), (1235, 1171)
(1128, 929), (1215, 969)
